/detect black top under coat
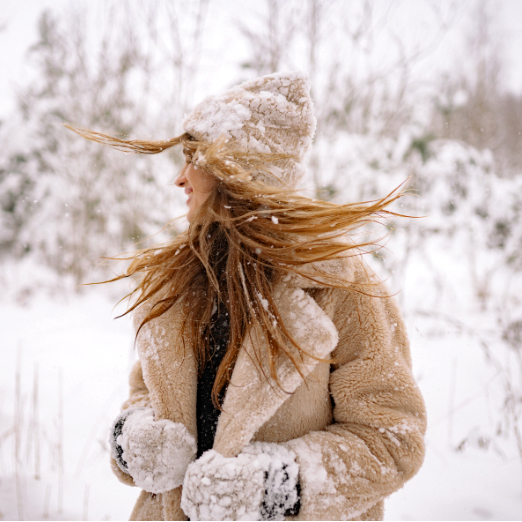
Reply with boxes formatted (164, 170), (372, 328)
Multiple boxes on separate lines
(196, 304), (230, 458)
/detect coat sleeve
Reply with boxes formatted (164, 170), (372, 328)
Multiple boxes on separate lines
(110, 359), (153, 486)
(284, 265), (427, 520)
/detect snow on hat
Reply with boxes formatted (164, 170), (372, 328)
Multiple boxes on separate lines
(183, 71), (316, 189)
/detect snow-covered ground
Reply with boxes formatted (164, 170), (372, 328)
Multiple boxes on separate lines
(1, 249), (521, 521)
(0, 272), (139, 520)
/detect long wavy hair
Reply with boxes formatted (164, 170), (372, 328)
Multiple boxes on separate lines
(66, 124), (407, 406)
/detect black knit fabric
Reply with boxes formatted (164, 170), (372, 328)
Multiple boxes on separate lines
(112, 413), (130, 470)
(262, 480), (301, 519)
(196, 305), (230, 458)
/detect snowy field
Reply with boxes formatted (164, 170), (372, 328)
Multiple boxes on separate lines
(1, 248), (521, 521)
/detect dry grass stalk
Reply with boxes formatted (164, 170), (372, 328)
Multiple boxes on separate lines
(15, 347), (25, 521)
(57, 368), (64, 514)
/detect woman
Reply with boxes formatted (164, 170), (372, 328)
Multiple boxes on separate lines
(69, 71), (426, 521)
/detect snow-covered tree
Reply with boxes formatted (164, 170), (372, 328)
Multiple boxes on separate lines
(0, 4), (211, 284)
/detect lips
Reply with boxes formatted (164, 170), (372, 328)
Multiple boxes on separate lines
(185, 187), (193, 205)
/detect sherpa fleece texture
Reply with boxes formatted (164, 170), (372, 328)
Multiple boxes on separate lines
(111, 254), (427, 521)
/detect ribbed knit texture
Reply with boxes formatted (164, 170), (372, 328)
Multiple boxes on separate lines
(183, 71), (316, 188)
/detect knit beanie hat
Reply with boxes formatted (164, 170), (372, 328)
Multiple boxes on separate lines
(183, 71), (316, 189)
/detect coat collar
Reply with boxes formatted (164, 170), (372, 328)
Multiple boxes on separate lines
(135, 271), (340, 457)
(213, 284), (338, 457)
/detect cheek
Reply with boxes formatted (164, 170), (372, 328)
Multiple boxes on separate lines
(187, 165), (216, 194)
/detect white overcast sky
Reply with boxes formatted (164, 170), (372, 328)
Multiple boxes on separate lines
(1, 0), (521, 119)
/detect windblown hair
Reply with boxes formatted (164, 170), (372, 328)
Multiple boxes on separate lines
(66, 124), (408, 407)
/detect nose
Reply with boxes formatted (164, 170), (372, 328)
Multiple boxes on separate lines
(174, 164), (188, 187)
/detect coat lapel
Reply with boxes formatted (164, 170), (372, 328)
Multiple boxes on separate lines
(133, 280), (340, 459)
(213, 284), (339, 458)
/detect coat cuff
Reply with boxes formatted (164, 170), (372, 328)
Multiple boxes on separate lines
(109, 408), (147, 474)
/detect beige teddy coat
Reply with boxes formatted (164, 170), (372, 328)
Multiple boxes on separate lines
(111, 254), (427, 521)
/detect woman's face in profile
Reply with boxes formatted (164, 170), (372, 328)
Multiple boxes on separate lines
(174, 152), (217, 221)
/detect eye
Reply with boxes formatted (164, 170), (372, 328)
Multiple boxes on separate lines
(183, 148), (194, 164)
